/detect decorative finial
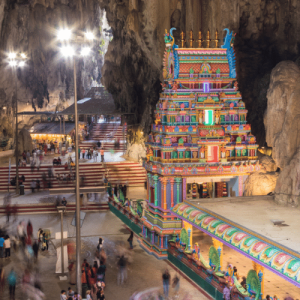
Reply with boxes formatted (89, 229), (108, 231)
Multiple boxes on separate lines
(189, 30), (194, 48)
(197, 31), (203, 48)
(206, 30), (211, 48)
(213, 30), (219, 47)
(180, 31), (185, 48)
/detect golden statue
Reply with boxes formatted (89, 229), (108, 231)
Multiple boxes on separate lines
(197, 31), (203, 48)
(189, 30), (194, 48)
(180, 31), (185, 48)
(206, 30), (211, 48)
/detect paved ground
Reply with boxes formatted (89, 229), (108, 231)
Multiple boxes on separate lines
(0, 211), (208, 300)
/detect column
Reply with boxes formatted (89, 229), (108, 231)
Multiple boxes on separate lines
(153, 175), (159, 206)
(145, 228), (148, 238)
(175, 177), (182, 204)
(147, 173), (151, 202)
(151, 231), (155, 245)
(160, 236), (164, 248)
(182, 178), (186, 201)
(253, 262), (264, 299)
(170, 178), (174, 207)
(212, 238), (223, 270)
(164, 235), (169, 248)
(188, 229), (191, 251)
(183, 221), (193, 248)
(163, 178), (167, 210)
(159, 177), (164, 208)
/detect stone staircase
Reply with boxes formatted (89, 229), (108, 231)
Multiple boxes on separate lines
(0, 161), (146, 192)
(79, 122), (127, 152)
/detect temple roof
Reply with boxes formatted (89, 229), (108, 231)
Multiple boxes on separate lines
(171, 200), (300, 288)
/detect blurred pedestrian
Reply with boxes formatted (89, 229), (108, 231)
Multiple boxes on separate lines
(7, 268), (17, 300)
(162, 269), (170, 298)
(0, 267), (4, 293)
(68, 261), (76, 285)
(117, 255), (127, 285)
(100, 148), (104, 162)
(4, 235), (11, 259)
(67, 287), (75, 298)
(97, 237), (104, 254)
(0, 235), (4, 258)
(27, 221), (33, 237)
(33, 240), (39, 261)
(172, 274), (180, 297)
(127, 231), (133, 250)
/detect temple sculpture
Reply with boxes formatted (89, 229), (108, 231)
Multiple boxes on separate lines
(139, 28), (260, 258)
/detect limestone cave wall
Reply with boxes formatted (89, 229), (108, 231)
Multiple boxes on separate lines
(99, 0), (300, 147)
(0, 0), (105, 140)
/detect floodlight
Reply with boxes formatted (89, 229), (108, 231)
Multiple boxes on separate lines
(20, 53), (26, 59)
(81, 47), (91, 56)
(61, 46), (75, 57)
(19, 61), (25, 67)
(9, 60), (17, 67)
(85, 31), (94, 40)
(58, 29), (72, 41)
(8, 53), (16, 59)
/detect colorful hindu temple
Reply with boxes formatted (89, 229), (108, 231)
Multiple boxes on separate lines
(107, 28), (300, 299)
(139, 28), (260, 259)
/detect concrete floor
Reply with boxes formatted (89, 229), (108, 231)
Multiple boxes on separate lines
(0, 211), (208, 300)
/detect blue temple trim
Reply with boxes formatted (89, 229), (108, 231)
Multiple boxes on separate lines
(221, 28), (236, 79)
(170, 27), (180, 79)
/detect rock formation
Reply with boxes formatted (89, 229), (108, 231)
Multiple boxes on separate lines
(17, 128), (33, 155)
(244, 171), (279, 196)
(0, 0), (105, 141)
(265, 61), (300, 206)
(99, 0), (300, 147)
(244, 155), (278, 196)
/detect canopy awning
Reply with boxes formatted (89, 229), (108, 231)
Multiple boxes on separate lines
(59, 87), (124, 116)
(171, 201), (300, 288)
(29, 122), (75, 135)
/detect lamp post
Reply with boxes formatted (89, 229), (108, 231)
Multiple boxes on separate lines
(57, 28), (94, 295)
(7, 53), (27, 194)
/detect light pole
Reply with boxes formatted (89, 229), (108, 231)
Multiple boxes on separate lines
(57, 28), (94, 295)
(7, 53), (26, 195)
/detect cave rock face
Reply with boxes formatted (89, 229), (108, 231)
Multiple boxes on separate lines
(17, 128), (33, 155)
(265, 61), (300, 169)
(244, 171), (279, 196)
(274, 150), (300, 207)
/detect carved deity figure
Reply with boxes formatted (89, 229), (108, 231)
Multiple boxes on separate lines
(215, 111), (220, 124)
(200, 148), (205, 159)
(198, 111), (203, 124)
(172, 81), (178, 91)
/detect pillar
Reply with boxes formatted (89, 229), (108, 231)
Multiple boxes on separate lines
(170, 178), (174, 207)
(147, 173), (151, 202)
(212, 238), (223, 270)
(153, 175), (159, 206)
(175, 177), (182, 204)
(253, 262), (264, 299)
(163, 178), (167, 210)
(160, 236), (164, 248)
(151, 231), (155, 245)
(183, 221), (193, 248)
(145, 228), (148, 238)
(164, 235), (168, 248)
(182, 178), (187, 201)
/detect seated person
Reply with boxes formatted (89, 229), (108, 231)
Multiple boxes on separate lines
(57, 157), (61, 165)
(53, 158), (58, 165)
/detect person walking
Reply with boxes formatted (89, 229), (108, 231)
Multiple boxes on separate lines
(27, 220), (33, 237)
(4, 235), (11, 259)
(162, 269), (170, 298)
(117, 255), (127, 285)
(68, 261), (76, 285)
(172, 274), (180, 298)
(100, 148), (104, 163)
(82, 149), (86, 159)
(0, 235), (4, 258)
(7, 268), (17, 300)
(97, 237), (104, 254)
(127, 231), (133, 250)
(33, 240), (39, 261)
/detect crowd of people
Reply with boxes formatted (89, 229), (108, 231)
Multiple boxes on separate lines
(0, 217), (49, 300)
